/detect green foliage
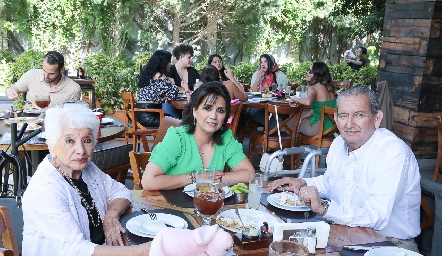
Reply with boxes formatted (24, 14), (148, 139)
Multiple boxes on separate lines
(84, 53), (138, 114)
(10, 50), (45, 81)
(0, 60), (13, 89)
(0, 50), (13, 62)
(132, 51), (152, 75)
(280, 61), (312, 85)
(229, 62), (257, 85)
(194, 61), (207, 75)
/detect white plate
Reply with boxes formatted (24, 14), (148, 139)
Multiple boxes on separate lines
(267, 193), (311, 212)
(101, 117), (113, 124)
(250, 92), (261, 95)
(216, 209), (278, 233)
(39, 132), (47, 139)
(17, 123), (41, 131)
(365, 247), (422, 256)
(4, 117), (43, 125)
(126, 213), (188, 238)
(23, 107), (41, 114)
(183, 183), (233, 198)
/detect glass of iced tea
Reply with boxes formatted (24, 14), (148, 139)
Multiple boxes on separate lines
(194, 185), (225, 226)
(35, 94), (51, 118)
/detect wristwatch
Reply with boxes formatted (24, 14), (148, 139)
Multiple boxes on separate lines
(319, 199), (329, 216)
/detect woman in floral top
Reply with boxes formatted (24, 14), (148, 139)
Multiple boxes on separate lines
(136, 50), (189, 127)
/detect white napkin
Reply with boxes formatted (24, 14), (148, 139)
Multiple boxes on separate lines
(272, 221), (330, 248)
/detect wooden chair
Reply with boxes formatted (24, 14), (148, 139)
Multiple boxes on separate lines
(249, 103), (302, 170)
(129, 116), (181, 189)
(229, 102), (243, 137)
(433, 116), (442, 182)
(0, 206), (18, 256)
(120, 91), (164, 152)
(297, 105), (337, 168)
(333, 80), (352, 94)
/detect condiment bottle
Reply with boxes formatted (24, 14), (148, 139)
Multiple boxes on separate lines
(77, 63), (85, 79)
(306, 227), (317, 254)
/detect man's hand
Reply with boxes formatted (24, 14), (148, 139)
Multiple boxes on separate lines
(298, 186), (324, 214)
(103, 212), (126, 246)
(5, 87), (20, 100)
(267, 177), (306, 194)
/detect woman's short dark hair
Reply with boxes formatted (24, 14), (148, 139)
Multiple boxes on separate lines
(181, 82), (231, 145)
(172, 44), (194, 60)
(359, 47), (367, 55)
(309, 61), (335, 93)
(259, 54), (274, 74)
(44, 51), (64, 70)
(200, 65), (221, 83)
(138, 50), (172, 88)
(208, 54), (228, 81)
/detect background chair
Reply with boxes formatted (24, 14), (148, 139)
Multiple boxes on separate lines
(249, 103), (302, 170)
(228, 102), (243, 137)
(92, 142), (133, 183)
(0, 206), (18, 256)
(332, 80), (352, 91)
(433, 116), (442, 182)
(297, 105), (337, 168)
(417, 177), (442, 255)
(120, 91), (164, 152)
(129, 116), (181, 189)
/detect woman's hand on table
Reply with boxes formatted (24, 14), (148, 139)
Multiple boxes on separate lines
(215, 171), (225, 183)
(288, 98), (299, 107)
(103, 212), (126, 246)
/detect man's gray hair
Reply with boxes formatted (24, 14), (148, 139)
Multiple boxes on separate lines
(336, 86), (380, 115)
(45, 103), (99, 149)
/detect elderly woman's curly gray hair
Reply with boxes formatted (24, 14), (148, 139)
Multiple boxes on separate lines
(45, 103), (99, 149)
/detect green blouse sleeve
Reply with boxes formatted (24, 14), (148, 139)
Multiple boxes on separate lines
(222, 129), (247, 169)
(149, 127), (183, 174)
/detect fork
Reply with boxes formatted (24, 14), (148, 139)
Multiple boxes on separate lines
(141, 208), (157, 220)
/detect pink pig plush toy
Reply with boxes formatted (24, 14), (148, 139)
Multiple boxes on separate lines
(150, 224), (233, 256)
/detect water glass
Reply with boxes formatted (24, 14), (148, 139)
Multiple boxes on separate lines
(285, 86), (292, 99)
(268, 241), (308, 256)
(247, 173), (263, 210)
(195, 165), (215, 190)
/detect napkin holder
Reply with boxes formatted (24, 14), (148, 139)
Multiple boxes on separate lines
(233, 232), (272, 250)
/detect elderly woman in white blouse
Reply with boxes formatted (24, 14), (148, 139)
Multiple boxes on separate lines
(22, 103), (150, 255)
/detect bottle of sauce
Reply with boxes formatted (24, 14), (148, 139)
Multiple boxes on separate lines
(77, 63), (85, 79)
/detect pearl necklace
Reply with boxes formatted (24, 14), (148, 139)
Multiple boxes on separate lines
(53, 160), (102, 227)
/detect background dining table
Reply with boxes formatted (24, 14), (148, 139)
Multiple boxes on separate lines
(127, 184), (388, 256)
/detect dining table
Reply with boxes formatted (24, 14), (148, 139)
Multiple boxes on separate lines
(0, 114), (125, 151)
(170, 92), (291, 111)
(125, 185), (388, 256)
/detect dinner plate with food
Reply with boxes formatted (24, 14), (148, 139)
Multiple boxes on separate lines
(183, 183), (233, 198)
(267, 192), (311, 211)
(17, 123), (41, 131)
(216, 209), (278, 233)
(4, 117), (43, 125)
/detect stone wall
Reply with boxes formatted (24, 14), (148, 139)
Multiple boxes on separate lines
(379, 0), (442, 158)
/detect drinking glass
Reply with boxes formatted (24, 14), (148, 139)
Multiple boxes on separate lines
(247, 173), (263, 210)
(285, 86), (292, 99)
(35, 94), (51, 119)
(195, 164), (215, 191)
(299, 85), (307, 98)
(268, 241), (308, 256)
(193, 185), (225, 226)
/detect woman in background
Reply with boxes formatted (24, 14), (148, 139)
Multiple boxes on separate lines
(289, 61), (336, 136)
(208, 54), (229, 81)
(169, 44), (200, 91)
(250, 54), (288, 93)
(137, 50), (185, 127)
(142, 82), (254, 191)
(199, 65), (248, 102)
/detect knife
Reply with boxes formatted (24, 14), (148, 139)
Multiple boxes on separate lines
(342, 245), (384, 251)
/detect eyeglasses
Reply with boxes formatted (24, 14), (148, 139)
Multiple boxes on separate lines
(337, 112), (370, 121)
(306, 69), (312, 74)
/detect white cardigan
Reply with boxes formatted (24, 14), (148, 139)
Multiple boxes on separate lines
(22, 155), (132, 256)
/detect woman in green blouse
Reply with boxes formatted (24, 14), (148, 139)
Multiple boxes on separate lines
(142, 82), (254, 191)
(289, 61), (336, 136)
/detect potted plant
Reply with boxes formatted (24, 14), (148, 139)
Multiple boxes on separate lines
(84, 54), (138, 116)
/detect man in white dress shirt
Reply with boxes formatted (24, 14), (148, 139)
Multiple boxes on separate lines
(269, 86), (421, 251)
